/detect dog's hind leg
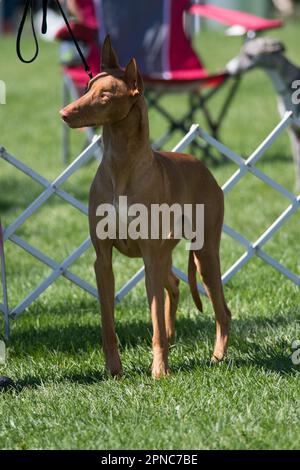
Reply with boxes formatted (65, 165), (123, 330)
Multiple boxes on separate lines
(193, 243), (231, 362)
(165, 269), (180, 345)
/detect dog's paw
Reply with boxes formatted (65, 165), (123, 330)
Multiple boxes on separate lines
(105, 357), (123, 378)
(210, 352), (225, 364)
(151, 362), (170, 379)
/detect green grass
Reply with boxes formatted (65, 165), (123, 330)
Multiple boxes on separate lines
(0, 22), (300, 450)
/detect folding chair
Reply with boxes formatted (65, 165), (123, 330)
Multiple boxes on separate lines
(56, 0), (101, 164)
(96, 0), (283, 155)
(57, 0), (283, 163)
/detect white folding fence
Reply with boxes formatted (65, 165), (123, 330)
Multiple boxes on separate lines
(1, 111), (300, 340)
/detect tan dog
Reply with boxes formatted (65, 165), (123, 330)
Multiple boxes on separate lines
(60, 36), (231, 378)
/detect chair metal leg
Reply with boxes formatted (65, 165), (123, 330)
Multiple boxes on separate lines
(214, 76), (241, 133)
(146, 76), (241, 163)
(147, 90), (218, 161)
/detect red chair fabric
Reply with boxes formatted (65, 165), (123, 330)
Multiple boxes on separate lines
(167, 0), (218, 83)
(56, 22), (98, 43)
(75, 0), (98, 28)
(188, 4), (283, 32)
(55, 0), (101, 88)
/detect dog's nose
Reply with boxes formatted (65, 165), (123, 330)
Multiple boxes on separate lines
(59, 109), (69, 122)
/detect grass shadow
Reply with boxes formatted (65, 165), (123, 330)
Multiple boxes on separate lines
(0, 174), (91, 216)
(13, 368), (107, 392)
(9, 297), (300, 378)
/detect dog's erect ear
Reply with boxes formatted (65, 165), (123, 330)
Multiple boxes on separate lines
(124, 58), (144, 96)
(101, 35), (120, 70)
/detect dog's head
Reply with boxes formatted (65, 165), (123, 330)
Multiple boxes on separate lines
(60, 35), (144, 128)
(226, 37), (285, 76)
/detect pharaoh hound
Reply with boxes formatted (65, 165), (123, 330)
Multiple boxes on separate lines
(60, 36), (231, 378)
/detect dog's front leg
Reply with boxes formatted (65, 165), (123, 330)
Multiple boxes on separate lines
(94, 241), (122, 377)
(143, 250), (169, 378)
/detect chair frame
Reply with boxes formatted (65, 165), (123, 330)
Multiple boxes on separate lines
(146, 75), (241, 162)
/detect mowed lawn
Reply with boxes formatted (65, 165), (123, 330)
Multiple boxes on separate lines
(0, 22), (300, 450)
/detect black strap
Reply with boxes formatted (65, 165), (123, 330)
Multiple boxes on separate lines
(16, 0), (39, 64)
(16, 0), (93, 79)
(42, 0), (48, 34)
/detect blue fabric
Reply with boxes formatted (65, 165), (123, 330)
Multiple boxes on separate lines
(98, 0), (167, 76)
(3, 0), (21, 20)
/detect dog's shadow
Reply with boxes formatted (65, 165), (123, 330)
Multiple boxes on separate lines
(7, 297), (299, 391)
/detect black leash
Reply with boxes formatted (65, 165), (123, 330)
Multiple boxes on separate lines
(16, 0), (38, 63)
(16, 0), (93, 80)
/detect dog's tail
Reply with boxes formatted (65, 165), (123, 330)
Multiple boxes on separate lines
(188, 250), (203, 312)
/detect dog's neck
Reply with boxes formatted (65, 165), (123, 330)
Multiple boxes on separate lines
(263, 56), (300, 116)
(102, 96), (153, 185)
(264, 55), (300, 95)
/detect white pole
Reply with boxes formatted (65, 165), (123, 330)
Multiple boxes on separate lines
(194, 0), (201, 34)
